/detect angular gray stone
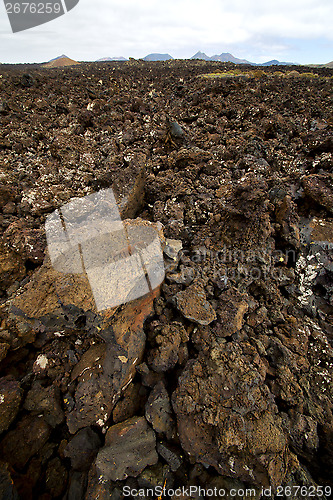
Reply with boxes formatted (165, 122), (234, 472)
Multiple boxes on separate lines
(156, 442), (183, 472)
(95, 416), (158, 481)
(164, 239), (183, 260)
(145, 381), (174, 436)
(64, 427), (102, 471)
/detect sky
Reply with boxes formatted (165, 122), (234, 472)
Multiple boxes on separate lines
(0, 0), (332, 64)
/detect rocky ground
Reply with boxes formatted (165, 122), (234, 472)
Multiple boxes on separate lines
(0, 60), (332, 499)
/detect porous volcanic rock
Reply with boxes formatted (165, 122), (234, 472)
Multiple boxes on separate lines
(0, 240), (25, 294)
(147, 322), (189, 372)
(175, 283), (217, 325)
(172, 340), (291, 489)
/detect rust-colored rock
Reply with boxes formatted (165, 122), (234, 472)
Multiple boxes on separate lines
(275, 195), (300, 248)
(3, 220), (46, 265)
(0, 185), (16, 209)
(214, 287), (249, 337)
(175, 283), (216, 325)
(66, 286), (159, 434)
(0, 240), (25, 293)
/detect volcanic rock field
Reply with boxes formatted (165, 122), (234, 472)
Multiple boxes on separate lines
(0, 60), (332, 499)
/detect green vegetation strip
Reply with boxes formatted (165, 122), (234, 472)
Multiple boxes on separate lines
(199, 69), (325, 79)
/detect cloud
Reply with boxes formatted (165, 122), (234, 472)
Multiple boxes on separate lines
(0, 0), (332, 63)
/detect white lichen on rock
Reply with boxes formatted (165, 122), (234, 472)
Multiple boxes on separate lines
(296, 253), (323, 306)
(35, 354), (48, 369)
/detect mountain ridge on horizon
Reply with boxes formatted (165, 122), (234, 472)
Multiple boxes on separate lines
(142, 53), (174, 61)
(97, 56), (127, 62)
(190, 50), (296, 66)
(97, 51), (296, 65)
(45, 53), (332, 67)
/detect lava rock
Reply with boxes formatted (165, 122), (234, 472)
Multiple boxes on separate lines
(282, 410), (319, 457)
(302, 174), (333, 214)
(111, 151), (147, 219)
(145, 381), (175, 437)
(0, 100), (9, 115)
(136, 362), (164, 388)
(163, 239), (183, 260)
(20, 73), (34, 87)
(77, 109), (94, 131)
(3, 220), (46, 266)
(0, 241), (25, 294)
(0, 377), (22, 434)
(168, 146), (212, 168)
(2, 202), (16, 215)
(214, 287), (249, 337)
(156, 442), (183, 472)
(64, 427), (102, 471)
(24, 381), (64, 427)
(308, 218), (333, 247)
(45, 457), (68, 498)
(0, 343), (10, 362)
(66, 283), (159, 434)
(166, 266), (195, 285)
(112, 382), (147, 424)
(172, 341), (290, 489)
(147, 322), (189, 373)
(95, 416), (158, 481)
(0, 415), (51, 469)
(275, 195), (300, 248)
(175, 283), (216, 325)
(9, 218), (164, 325)
(0, 461), (19, 499)
(0, 186), (16, 210)
(66, 471), (88, 500)
(166, 117), (185, 139)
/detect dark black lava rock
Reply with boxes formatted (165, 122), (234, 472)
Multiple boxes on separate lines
(0, 461), (19, 500)
(64, 427), (102, 471)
